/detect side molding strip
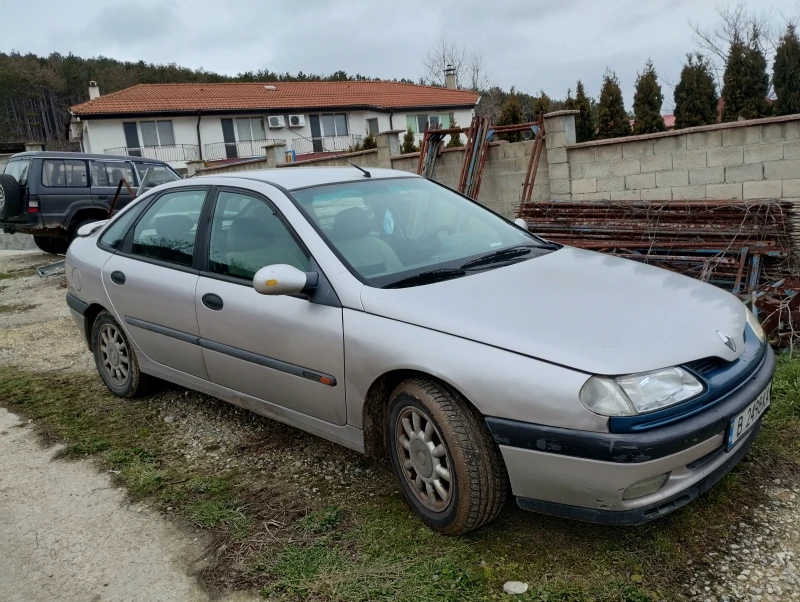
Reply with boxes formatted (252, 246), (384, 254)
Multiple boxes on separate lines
(124, 316), (336, 386)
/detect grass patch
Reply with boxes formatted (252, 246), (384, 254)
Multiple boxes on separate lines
(0, 302), (36, 314)
(0, 355), (799, 601)
(0, 266), (37, 280)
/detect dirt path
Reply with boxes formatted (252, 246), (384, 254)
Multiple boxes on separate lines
(0, 252), (258, 602)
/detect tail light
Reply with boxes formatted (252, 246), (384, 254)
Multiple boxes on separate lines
(27, 195), (39, 214)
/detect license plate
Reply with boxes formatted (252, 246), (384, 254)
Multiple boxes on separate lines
(727, 384), (771, 451)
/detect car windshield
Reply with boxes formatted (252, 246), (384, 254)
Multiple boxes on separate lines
(3, 159), (31, 186)
(291, 177), (552, 288)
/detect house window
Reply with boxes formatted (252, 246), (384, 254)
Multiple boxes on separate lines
(140, 120), (175, 147)
(235, 117), (266, 141)
(408, 114), (450, 134)
(319, 113), (348, 136)
(366, 118), (379, 136)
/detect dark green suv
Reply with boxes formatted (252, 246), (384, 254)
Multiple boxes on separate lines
(0, 151), (180, 254)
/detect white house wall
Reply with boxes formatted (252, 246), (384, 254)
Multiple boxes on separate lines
(81, 106), (477, 169)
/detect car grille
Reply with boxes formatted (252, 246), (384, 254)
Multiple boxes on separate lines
(685, 356), (730, 375)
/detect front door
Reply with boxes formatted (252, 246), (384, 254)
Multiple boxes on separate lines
(309, 115), (323, 153)
(102, 187), (210, 379)
(90, 160), (137, 213)
(194, 188), (347, 424)
(221, 119), (238, 159)
(123, 122), (142, 156)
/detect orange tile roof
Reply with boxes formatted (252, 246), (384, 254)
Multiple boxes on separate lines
(71, 81), (480, 116)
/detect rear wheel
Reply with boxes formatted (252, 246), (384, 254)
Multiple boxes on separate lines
(387, 378), (508, 535)
(0, 173), (23, 219)
(92, 311), (155, 397)
(33, 235), (69, 255)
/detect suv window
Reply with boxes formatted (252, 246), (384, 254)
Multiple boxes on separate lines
(42, 159), (88, 188)
(91, 161), (135, 187)
(131, 189), (207, 266)
(3, 159), (31, 186)
(136, 164), (181, 190)
(209, 190), (309, 279)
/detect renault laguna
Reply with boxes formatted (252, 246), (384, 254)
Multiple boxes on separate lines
(65, 167), (774, 534)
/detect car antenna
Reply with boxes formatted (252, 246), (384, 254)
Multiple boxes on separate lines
(289, 131), (371, 178)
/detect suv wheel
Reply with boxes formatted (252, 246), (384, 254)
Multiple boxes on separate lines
(92, 311), (155, 397)
(33, 236), (69, 255)
(387, 378), (508, 535)
(0, 174), (24, 219)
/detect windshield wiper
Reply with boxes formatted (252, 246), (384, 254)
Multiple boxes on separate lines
(460, 243), (558, 270)
(383, 268), (467, 289)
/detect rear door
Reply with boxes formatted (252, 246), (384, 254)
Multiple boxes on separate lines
(102, 186), (210, 379)
(38, 158), (91, 227)
(91, 160), (137, 212)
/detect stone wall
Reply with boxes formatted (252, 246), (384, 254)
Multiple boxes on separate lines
(0, 232), (36, 251)
(563, 114), (800, 204)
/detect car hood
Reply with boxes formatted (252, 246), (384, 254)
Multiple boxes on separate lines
(359, 246), (746, 375)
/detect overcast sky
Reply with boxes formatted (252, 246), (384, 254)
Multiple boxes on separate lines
(0, 0), (796, 110)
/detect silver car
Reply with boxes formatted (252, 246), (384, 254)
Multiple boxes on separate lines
(65, 167), (774, 534)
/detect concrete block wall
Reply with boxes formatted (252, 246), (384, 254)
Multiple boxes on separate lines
(564, 115), (800, 206)
(0, 232), (36, 251)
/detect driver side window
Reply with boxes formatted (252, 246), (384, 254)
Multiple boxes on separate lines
(208, 190), (310, 280)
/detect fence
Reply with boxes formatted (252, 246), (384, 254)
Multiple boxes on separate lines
(291, 135), (363, 156)
(104, 144), (200, 161)
(203, 139), (280, 161)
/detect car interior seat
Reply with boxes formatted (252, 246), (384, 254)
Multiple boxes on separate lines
(331, 207), (403, 276)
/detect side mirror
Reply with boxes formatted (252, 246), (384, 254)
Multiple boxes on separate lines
(253, 264), (317, 296)
(514, 218), (529, 231)
(77, 219), (109, 237)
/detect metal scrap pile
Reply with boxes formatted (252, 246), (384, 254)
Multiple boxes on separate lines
(516, 198), (799, 348)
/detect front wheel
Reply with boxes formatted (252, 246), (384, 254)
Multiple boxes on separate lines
(387, 378), (508, 535)
(92, 311), (155, 397)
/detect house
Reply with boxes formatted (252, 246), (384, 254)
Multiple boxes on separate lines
(69, 79), (480, 172)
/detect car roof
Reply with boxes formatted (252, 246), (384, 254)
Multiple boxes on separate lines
(9, 151), (170, 164)
(199, 167), (419, 191)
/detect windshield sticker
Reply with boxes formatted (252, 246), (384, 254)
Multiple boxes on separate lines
(383, 209), (395, 234)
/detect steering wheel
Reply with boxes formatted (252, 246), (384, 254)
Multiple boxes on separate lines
(418, 226), (454, 254)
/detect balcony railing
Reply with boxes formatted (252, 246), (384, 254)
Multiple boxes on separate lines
(104, 144), (200, 162)
(291, 135), (363, 156)
(203, 139), (280, 162)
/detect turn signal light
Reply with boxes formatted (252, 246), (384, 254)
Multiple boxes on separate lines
(622, 473), (669, 500)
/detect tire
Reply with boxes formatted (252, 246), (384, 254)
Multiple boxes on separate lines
(33, 235), (69, 255)
(0, 173), (24, 219)
(92, 311), (155, 398)
(387, 378), (508, 535)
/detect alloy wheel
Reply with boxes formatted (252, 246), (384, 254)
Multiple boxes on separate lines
(99, 323), (130, 386)
(395, 406), (453, 512)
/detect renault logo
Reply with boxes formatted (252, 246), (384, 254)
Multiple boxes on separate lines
(717, 331), (737, 352)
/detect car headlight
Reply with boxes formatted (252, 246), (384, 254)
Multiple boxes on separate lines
(580, 367), (704, 416)
(745, 306), (766, 343)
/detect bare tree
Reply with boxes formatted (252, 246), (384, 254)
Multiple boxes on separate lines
(422, 34), (466, 87)
(464, 50), (493, 91)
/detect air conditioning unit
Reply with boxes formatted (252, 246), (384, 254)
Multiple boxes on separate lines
(288, 114), (305, 128)
(267, 116), (285, 129)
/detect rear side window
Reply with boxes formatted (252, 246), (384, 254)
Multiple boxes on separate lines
(3, 159), (31, 186)
(135, 164), (181, 190)
(131, 189), (207, 266)
(91, 161), (135, 187)
(42, 159), (88, 187)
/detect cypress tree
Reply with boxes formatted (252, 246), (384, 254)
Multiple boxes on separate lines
(531, 91), (551, 119)
(722, 36), (770, 121)
(573, 81), (594, 142)
(596, 70), (631, 139)
(773, 24), (800, 116)
(400, 127), (418, 153)
(674, 53), (719, 128)
(496, 95), (524, 142)
(632, 59), (666, 134)
(446, 113), (463, 147)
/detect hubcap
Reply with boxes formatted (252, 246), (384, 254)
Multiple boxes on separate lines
(395, 407), (453, 512)
(99, 324), (130, 386)
(0, 185), (5, 212)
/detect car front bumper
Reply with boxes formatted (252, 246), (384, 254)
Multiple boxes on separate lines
(485, 344), (775, 525)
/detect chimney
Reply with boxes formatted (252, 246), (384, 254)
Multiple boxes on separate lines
(444, 64), (456, 89)
(89, 81), (100, 100)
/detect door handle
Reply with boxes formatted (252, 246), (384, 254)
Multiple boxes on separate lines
(110, 271), (126, 285)
(97, 196), (109, 200)
(202, 293), (223, 311)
